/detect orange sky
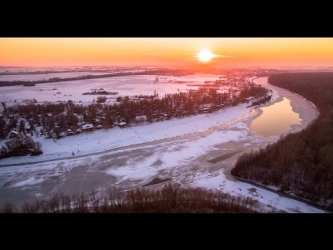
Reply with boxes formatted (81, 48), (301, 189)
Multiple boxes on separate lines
(1, 38), (333, 68)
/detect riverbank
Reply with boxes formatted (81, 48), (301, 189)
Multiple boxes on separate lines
(0, 77), (323, 213)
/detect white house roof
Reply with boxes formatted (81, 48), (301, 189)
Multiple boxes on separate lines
(135, 115), (147, 119)
(82, 123), (94, 129)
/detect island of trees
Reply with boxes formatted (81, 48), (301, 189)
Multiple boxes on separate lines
(82, 88), (118, 95)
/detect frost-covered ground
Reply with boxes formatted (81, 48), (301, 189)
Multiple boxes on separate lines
(0, 75), (323, 213)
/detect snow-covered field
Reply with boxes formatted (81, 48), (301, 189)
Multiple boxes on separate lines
(0, 74), (221, 105)
(0, 75), (323, 213)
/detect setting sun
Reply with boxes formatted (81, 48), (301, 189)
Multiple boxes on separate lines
(197, 49), (215, 63)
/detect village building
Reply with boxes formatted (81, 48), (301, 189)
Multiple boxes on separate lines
(67, 129), (74, 136)
(135, 115), (147, 124)
(81, 123), (94, 133)
(119, 122), (127, 128)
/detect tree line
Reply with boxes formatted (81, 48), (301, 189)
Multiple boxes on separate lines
(0, 69), (192, 87)
(0, 183), (268, 213)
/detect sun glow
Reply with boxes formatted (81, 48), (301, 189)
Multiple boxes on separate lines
(1, 38), (333, 68)
(197, 49), (215, 62)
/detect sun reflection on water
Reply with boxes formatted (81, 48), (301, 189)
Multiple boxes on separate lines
(250, 97), (302, 136)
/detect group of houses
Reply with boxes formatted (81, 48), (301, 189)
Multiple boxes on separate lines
(2, 75), (271, 141)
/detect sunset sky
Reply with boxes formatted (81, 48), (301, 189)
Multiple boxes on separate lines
(1, 38), (333, 68)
